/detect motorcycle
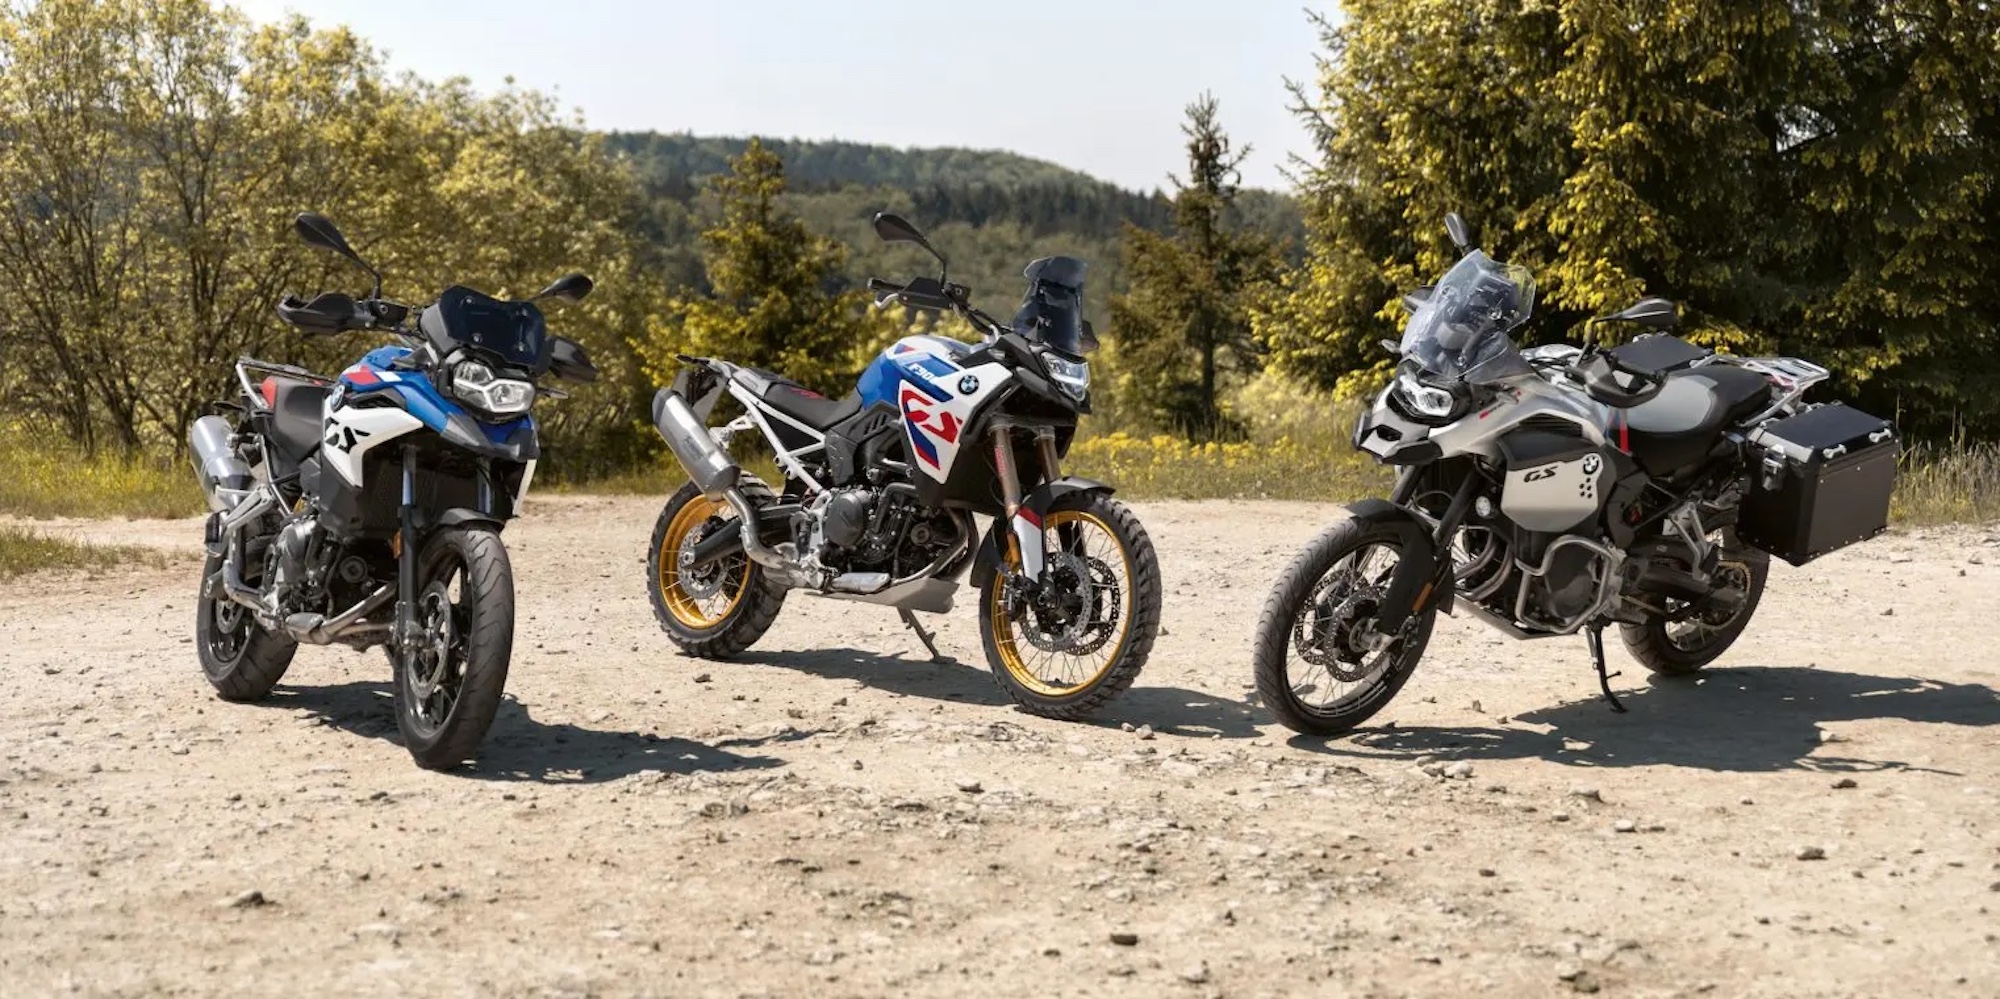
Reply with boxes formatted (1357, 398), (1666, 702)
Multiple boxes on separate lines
(644, 212), (1162, 719)
(1252, 212), (1901, 735)
(187, 212), (600, 768)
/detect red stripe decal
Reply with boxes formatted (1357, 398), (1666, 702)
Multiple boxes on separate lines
(259, 377), (277, 409)
(1618, 413), (1630, 453)
(1017, 509), (1042, 529)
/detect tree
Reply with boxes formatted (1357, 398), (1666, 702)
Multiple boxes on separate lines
(1109, 94), (1284, 436)
(634, 139), (893, 395)
(0, 0), (662, 468)
(1264, 1), (2000, 438)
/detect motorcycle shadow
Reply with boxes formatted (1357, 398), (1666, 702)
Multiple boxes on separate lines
(262, 680), (787, 783)
(734, 646), (1263, 739)
(1291, 666), (2000, 773)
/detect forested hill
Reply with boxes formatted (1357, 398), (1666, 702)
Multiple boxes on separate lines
(604, 132), (1302, 319)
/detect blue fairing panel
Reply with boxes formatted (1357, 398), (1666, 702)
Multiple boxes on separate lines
(338, 346), (532, 441)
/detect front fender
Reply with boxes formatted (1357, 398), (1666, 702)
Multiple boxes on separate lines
(419, 507), (507, 536)
(973, 476), (1115, 585)
(1344, 497), (1454, 630)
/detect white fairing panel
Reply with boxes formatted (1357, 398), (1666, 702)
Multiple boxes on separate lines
(897, 357), (1015, 483)
(1501, 451), (1607, 532)
(321, 403), (425, 487)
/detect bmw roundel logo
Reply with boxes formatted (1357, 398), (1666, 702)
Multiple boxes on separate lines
(1581, 453), (1602, 475)
(958, 374), (979, 394)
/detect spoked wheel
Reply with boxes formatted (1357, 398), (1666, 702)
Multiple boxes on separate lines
(979, 492), (1161, 720)
(1620, 528), (1769, 675)
(194, 549), (296, 701)
(393, 527), (513, 770)
(1252, 517), (1437, 736)
(646, 480), (786, 659)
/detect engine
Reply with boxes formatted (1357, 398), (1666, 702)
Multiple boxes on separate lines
(797, 485), (963, 581)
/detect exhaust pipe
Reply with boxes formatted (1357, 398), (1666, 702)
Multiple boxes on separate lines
(283, 583), (394, 644)
(652, 388), (741, 500)
(189, 415), (253, 512)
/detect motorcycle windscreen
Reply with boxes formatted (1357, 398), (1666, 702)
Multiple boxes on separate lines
(1400, 251), (1534, 383)
(1013, 256), (1092, 356)
(429, 286), (552, 374)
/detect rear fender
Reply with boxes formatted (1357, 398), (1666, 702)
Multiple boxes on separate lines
(1344, 498), (1454, 631)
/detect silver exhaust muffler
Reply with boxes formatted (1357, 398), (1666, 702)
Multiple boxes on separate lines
(189, 415), (253, 512)
(651, 388), (740, 500)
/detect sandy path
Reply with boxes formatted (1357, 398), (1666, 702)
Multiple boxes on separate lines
(2, 497), (1997, 998)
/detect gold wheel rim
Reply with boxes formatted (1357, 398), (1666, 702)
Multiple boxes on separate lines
(990, 509), (1134, 698)
(659, 496), (749, 630)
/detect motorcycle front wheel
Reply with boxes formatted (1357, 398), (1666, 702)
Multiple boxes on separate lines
(1252, 516), (1437, 737)
(393, 527), (513, 770)
(978, 492), (1161, 720)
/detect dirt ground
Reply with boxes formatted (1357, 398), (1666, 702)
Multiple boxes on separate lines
(2, 496), (1997, 999)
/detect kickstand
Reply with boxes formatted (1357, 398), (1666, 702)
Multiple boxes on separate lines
(899, 609), (945, 663)
(1586, 624), (1628, 714)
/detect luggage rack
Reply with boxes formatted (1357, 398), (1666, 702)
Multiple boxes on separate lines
(1703, 355), (1830, 423)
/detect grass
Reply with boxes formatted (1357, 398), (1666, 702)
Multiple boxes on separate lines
(0, 525), (164, 580)
(0, 430), (204, 519)
(1891, 443), (2000, 526)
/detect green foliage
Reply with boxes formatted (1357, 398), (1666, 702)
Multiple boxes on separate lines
(1110, 94), (1286, 436)
(1266, 1), (2000, 437)
(633, 140), (897, 394)
(0, 0), (661, 474)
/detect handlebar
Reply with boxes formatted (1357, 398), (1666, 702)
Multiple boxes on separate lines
(870, 275), (1011, 338)
(275, 291), (412, 336)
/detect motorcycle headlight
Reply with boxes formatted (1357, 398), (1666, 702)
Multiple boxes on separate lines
(1391, 373), (1464, 423)
(452, 360), (535, 416)
(1042, 353), (1090, 402)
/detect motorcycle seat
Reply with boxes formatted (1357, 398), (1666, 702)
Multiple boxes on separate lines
(1622, 366), (1773, 477)
(734, 367), (861, 430)
(261, 377), (329, 466)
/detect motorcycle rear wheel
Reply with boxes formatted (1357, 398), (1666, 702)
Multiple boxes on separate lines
(1619, 531), (1769, 675)
(647, 479), (787, 660)
(195, 552), (297, 701)
(1252, 517), (1437, 737)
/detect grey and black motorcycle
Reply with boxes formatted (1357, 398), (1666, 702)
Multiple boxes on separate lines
(1252, 213), (1902, 735)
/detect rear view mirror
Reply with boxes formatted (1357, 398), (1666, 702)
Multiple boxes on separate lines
(549, 337), (599, 384)
(534, 272), (594, 303)
(293, 211), (381, 298)
(1444, 213), (1472, 254)
(872, 212), (948, 275)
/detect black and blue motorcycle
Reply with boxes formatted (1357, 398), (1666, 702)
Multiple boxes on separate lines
(187, 213), (599, 769)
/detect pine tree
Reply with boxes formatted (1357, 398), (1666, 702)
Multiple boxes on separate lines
(1109, 94), (1283, 436)
(636, 139), (891, 394)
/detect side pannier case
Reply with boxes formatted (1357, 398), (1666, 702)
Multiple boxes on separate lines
(1736, 403), (1899, 566)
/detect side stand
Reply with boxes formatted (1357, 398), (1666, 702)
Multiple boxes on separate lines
(1586, 624), (1627, 713)
(899, 609), (944, 663)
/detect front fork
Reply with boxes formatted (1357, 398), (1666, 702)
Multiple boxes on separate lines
(996, 426), (1062, 585)
(393, 446), (419, 658)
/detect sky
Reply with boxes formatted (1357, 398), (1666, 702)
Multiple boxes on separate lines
(228, 0), (1331, 192)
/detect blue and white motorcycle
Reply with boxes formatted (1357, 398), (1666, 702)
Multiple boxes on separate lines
(187, 213), (599, 769)
(645, 213), (1161, 719)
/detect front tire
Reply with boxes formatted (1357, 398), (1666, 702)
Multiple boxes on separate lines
(393, 527), (513, 770)
(195, 552), (297, 701)
(647, 480), (787, 659)
(1252, 516), (1437, 737)
(978, 492), (1161, 720)
(1619, 531), (1769, 675)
